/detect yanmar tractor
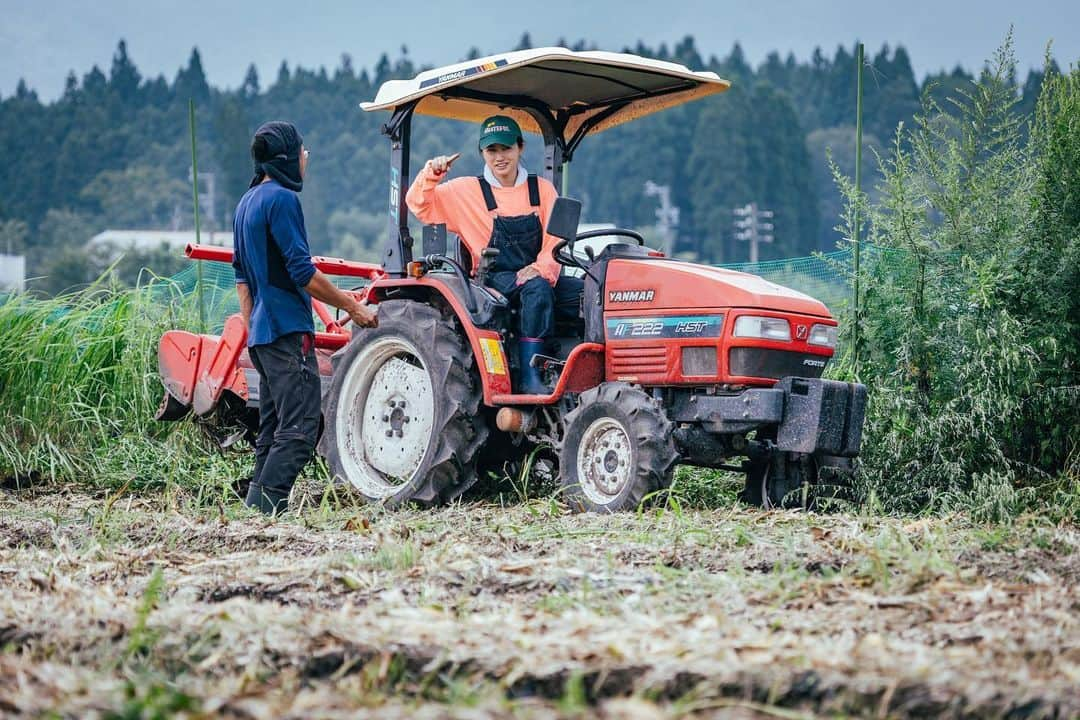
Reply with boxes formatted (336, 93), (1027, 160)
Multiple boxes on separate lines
(157, 48), (867, 512)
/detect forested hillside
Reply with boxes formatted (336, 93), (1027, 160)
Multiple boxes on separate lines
(0, 34), (1054, 294)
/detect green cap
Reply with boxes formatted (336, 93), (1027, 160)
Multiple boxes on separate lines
(479, 115), (522, 149)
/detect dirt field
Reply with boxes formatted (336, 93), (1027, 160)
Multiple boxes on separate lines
(1, 480), (1077, 719)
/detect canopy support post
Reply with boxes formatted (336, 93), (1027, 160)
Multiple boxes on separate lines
(382, 102), (417, 277)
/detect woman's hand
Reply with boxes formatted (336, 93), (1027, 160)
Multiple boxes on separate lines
(427, 153), (461, 176)
(515, 265), (541, 285)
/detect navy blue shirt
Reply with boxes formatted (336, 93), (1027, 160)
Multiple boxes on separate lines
(232, 181), (318, 346)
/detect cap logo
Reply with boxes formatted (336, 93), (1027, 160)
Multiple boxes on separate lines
(485, 125), (512, 134)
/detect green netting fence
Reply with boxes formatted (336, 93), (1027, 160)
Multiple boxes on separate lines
(719, 249), (853, 313)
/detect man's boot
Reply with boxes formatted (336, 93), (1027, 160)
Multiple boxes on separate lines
(517, 337), (549, 395)
(245, 481), (289, 516)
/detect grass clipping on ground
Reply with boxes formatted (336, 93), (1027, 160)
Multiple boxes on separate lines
(1, 486), (1077, 719)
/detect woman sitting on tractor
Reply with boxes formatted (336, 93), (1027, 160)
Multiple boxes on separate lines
(406, 115), (582, 394)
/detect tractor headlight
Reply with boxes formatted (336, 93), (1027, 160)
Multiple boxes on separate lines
(807, 323), (838, 348)
(733, 316), (791, 342)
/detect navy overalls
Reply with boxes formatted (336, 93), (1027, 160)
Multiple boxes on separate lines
(475, 175), (584, 340)
(478, 174), (557, 340)
(474, 174), (585, 393)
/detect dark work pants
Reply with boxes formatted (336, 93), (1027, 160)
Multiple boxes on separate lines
(246, 332), (321, 515)
(487, 273), (585, 339)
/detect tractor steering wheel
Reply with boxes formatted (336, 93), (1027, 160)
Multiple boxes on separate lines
(553, 228), (646, 267)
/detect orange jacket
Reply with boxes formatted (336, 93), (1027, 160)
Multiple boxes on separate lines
(405, 163), (561, 285)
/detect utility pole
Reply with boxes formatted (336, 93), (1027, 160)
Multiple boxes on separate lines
(733, 203), (774, 263)
(644, 181), (679, 256)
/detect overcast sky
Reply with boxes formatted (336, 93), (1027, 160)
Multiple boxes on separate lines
(2, 0), (1076, 101)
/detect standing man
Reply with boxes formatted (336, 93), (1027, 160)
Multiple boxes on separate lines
(406, 115), (582, 394)
(233, 121), (377, 515)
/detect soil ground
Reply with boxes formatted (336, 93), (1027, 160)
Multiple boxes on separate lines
(1, 479), (1077, 719)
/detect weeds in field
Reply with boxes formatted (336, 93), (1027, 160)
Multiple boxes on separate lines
(370, 540), (418, 572)
(126, 567), (165, 660)
(0, 279), (248, 493)
(557, 670), (588, 714)
(109, 682), (199, 720)
(833, 38), (1080, 521)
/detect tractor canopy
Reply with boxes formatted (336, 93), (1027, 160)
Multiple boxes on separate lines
(361, 47), (729, 155)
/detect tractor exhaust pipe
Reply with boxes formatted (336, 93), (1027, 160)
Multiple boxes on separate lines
(496, 407), (537, 434)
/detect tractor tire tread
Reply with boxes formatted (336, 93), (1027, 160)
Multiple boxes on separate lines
(561, 382), (678, 513)
(321, 299), (487, 508)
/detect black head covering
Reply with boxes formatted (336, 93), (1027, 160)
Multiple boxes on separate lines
(249, 121), (304, 192)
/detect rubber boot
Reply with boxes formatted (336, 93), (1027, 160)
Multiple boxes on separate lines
(517, 337), (549, 395)
(245, 482), (289, 516)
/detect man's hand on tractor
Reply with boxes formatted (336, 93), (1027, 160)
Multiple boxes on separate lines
(427, 153), (461, 176)
(515, 265), (541, 285)
(304, 270), (378, 328)
(347, 299), (378, 328)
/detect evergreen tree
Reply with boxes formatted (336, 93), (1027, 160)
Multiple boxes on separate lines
(335, 54), (355, 82)
(373, 54), (391, 86)
(15, 78), (36, 101)
(109, 40), (141, 102)
(241, 64), (260, 97)
(174, 48), (210, 102)
(722, 43), (752, 82)
(144, 74), (171, 107)
(62, 71), (78, 99)
(673, 36), (704, 70)
(213, 97), (253, 211)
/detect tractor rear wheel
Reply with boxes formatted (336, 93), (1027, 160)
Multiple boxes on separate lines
(741, 452), (855, 509)
(560, 382), (677, 513)
(319, 300), (487, 507)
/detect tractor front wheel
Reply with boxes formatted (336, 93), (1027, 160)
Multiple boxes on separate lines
(319, 300), (487, 507)
(560, 382), (677, 513)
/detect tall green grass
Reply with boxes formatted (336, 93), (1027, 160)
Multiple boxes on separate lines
(0, 280), (245, 491)
(829, 39), (1080, 522)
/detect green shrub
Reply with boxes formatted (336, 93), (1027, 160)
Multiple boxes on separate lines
(836, 39), (1080, 520)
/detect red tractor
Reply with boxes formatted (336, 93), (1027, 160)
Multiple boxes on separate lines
(157, 48), (866, 511)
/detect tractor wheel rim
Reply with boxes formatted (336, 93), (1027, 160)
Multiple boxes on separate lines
(577, 417), (632, 505)
(336, 337), (435, 498)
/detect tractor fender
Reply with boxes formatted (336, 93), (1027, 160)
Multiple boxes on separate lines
(369, 278), (513, 401)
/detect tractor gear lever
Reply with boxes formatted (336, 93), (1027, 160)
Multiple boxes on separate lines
(477, 247), (501, 287)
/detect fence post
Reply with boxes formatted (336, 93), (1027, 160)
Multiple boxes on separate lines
(852, 43), (864, 368)
(189, 99), (205, 334)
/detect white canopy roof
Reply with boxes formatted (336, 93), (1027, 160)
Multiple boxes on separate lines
(361, 47), (729, 140)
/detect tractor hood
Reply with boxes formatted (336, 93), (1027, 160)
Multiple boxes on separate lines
(604, 258), (833, 318)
